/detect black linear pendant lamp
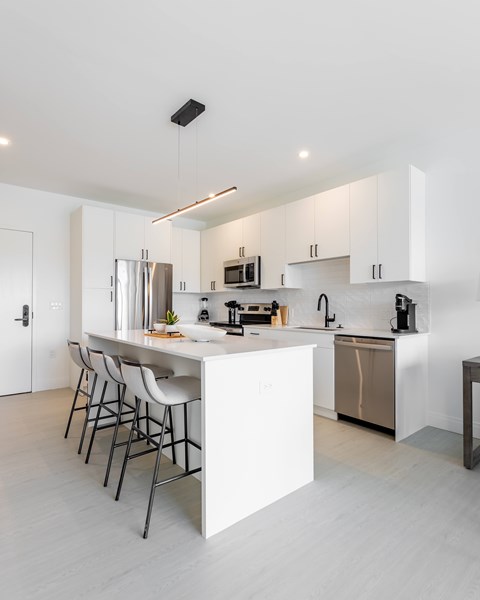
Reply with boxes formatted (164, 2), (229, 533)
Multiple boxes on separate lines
(152, 99), (237, 224)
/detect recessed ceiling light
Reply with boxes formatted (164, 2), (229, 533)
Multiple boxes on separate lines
(208, 193), (215, 198)
(0, 137), (11, 146)
(298, 150), (309, 159)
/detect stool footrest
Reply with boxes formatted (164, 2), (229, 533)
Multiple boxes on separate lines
(154, 467), (201, 489)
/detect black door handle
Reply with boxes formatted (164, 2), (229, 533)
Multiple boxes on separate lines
(14, 304), (29, 327)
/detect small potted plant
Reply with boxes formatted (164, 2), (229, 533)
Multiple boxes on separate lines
(165, 310), (180, 334)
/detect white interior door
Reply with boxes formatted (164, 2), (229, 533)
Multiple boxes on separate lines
(0, 228), (33, 396)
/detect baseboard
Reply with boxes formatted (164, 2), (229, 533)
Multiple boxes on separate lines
(33, 376), (70, 393)
(314, 406), (338, 420)
(427, 411), (471, 436)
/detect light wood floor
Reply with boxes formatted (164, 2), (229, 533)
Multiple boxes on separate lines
(2, 388), (480, 600)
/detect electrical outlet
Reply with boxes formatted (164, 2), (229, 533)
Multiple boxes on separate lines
(259, 380), (273, 395)
(49, 350), (56, 359)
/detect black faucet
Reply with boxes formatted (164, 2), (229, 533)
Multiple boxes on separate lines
(317, 293), (336, 328)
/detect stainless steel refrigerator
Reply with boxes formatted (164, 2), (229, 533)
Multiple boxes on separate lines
(115, 259), (173, 331)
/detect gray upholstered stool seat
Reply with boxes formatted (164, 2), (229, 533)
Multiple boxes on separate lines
(85, 348), (173, 487)
(116, 358), (201, 539)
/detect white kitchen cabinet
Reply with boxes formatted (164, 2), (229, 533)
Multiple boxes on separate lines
(221, 214), (261, 260)
(349, 165), (425, 284)
(286, 184), (349, 263)
(172, 227), (200, 293)
(115, 212), (171, 263)
(260, 205), (301, 289)
(81, 205), (114, 289)
(244, 326), (336, 418)
(201, 225), (225, 292)
(70, 206), (115, 347)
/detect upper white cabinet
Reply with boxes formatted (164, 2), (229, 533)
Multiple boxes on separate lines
(201, 225), (226, 292)
(260, 205), (301, 289)
(81, 205), (114, 289)
(349, 165), (425, 284)
(226, 214), (261, 259)
(286, 184), (350, 263)
(172, 227), (200, 293)
(115, 212), (171, 263)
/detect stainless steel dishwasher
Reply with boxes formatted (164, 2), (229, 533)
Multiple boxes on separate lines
(334, 336), (395, 430)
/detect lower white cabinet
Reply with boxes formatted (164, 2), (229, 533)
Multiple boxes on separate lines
(244, 327), (336, 418)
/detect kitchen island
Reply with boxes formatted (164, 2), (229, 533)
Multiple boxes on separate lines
(87, 329), (315, 538)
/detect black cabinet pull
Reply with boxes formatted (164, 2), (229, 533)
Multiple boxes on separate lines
(310, 244), (313, 258)
(184, 281), (186, 291)
(281, 273), (285, 286)
(372, 264), (376, 279)
(110, 275), (113, 287)
(146, 249), (149, 260)
(315, 244), (318, 257)
(379, 264), (382, 279)
(110, 291), (113, 302)
(141, 249), (144, 260)
(250, 332), (260, 336)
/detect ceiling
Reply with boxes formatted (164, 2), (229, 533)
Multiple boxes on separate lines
(0, 0), (478, 225)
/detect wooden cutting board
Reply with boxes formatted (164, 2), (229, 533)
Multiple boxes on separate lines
(144, 332), (185, 339)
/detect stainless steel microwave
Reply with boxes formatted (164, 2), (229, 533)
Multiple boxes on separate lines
(224, 256), (261, 288)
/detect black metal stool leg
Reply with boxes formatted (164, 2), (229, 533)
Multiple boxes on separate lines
(115, 397), (141, 501)
(78, 373), (98, 454)
(85, 380), (108, 464)
(145, 403), (150, 445)
(143, 405), (168, 540)
(64, 368), (84, 438)
(169, 406), (176, 465)
(104, 384), (126, 487)
(183, 403), (189, 472)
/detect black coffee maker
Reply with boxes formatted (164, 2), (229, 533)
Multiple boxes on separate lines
(391, 293), (417, 333)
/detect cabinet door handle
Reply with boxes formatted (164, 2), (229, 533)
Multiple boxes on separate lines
(141, 249), (144, 260)
(110, 275), (113, 287)
(180, 282), (182, 291)
(281, 273), (285, 286)
(250, 332), (260, 336)
(243, 246), (245, 257)
(213, 281), (216, 290)
(315, 244), (318, 257)
(184, 281), (187, 291)
(310, 244), (313, 258)
(110, 291), (113, 302)
(146, 249), (149, 260)
(372, 264), (376, 280)
(379, 264), (382, 279)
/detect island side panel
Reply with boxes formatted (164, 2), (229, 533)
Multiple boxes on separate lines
(201, 346), (314, 538)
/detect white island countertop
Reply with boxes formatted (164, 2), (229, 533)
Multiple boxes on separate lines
(86, 329), (316, 361)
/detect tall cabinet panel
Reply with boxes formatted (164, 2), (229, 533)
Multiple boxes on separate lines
(70, 205), (115, 346)
(285, 196), (316, 263)
(314, 184), (350, 260)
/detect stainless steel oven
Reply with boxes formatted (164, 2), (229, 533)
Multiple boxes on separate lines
(223, 256), (260, 288)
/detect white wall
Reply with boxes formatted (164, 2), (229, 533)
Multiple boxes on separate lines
(0, 183), (77, 390)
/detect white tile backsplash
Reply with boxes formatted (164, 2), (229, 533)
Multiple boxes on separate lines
(173, 257), (430, 331)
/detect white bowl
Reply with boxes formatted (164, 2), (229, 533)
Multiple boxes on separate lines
(177, 324), (227, 342)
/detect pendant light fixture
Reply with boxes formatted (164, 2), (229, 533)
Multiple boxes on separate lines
(153, 99), (237, 225)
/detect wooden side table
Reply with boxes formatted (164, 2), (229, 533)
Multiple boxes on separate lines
(463, 356), (480, 469)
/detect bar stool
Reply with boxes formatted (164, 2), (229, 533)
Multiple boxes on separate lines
(116, 358), (201, 539)
(65, 340), (96, 454)
(85, 349), (174, 487)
